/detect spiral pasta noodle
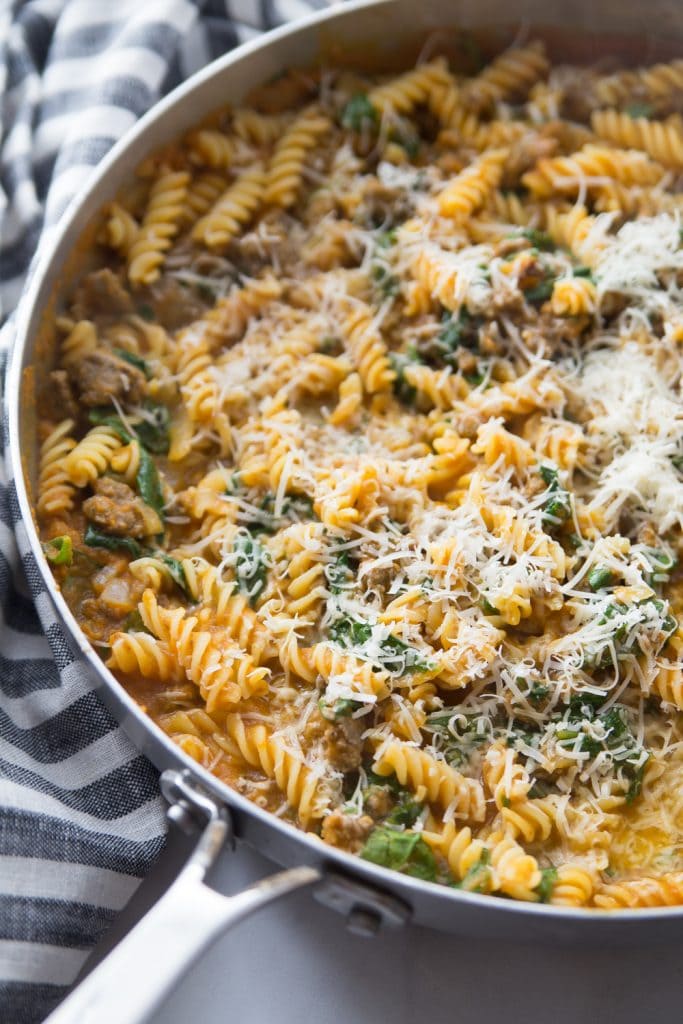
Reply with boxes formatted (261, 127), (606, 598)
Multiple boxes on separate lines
(127, 170), (190, 285)
(193, 164), (266, 248)
(462, 41), (549, 112)
(225, 714), (328, 827)
(369, 58), (452, 116)
(140, 590), (269, 712)
(107, 631), (183, 683)
(264, 109), (331, 208)
(341, 302), (395, 395)
(374, 740), (486, 820)
(591, 110), (683, 168)
(63, 426), (123, 488)
(37, 420), (77, 517)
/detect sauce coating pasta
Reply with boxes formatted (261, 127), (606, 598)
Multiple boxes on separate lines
(36, 40), (683, 909)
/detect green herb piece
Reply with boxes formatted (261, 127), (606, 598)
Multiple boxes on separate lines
(641, 547), (677, 586)
(134, 402), (170, 455)
(155, 554), (188, 595)
(319, 336), (342, 355)
(385, 793), (424, 828)
(539, 465), (572, 531)
(528, 778), (554, 800)
(88, 409), (132, 442)
(568, 691), (606, 718)
(83, 526), (143, 559)
(528, 683), (550, 706)
(239, 492), (315, 534)
(625, 102), (654, 119)
(389, 351), (420, 405)
(137, 303), (156, 322)
(389, 122), (420, 158)
(455, 849), (492, 893)
(572, 265), (595, 281)
(233, 531), (269, 606)
(588, 565), (616, 591)
(42, 535), (73, 566)
(539, 465), (559, 488)
(123, 609), (150, 634)
(114, 349), (150, 377)
(523, 269), (556, 305)
(376, 229), (397, 249)
(136, 447), (165, 522)
(325, 551), (354, 593)
(363, 767), (405, 796)
(361, 827), (437, 882)
(625, 762), (647, 803)
(371, 260), (400, 297)
(480, 597), (498, 615)
(318, 697), (361, 721)
(329, 615), (433, 675)
(89, 403), (170, 455)
(555, 699), (649, 796)
(654, 599), (678, 638)
(536, 867), (557, 903)
(417, 307), (483, 371)
(341, 93), (379, 133)
(518, 227), (556, 252)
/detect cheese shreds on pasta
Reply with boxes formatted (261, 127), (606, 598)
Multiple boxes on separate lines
(35, 42), (683, 911)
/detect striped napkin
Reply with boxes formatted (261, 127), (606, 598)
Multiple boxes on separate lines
(0, 2), (323, 1020)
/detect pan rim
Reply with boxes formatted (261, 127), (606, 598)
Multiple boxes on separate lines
(7, 0), (683, 929)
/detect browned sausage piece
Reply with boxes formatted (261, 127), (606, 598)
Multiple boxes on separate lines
(83, 478), (162, 537)
(72, 350), (146, 408)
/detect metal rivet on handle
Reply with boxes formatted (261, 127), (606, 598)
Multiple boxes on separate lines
(346, 906), (382, 938)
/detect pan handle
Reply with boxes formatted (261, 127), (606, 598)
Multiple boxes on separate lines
(45, 774), (320, 1024)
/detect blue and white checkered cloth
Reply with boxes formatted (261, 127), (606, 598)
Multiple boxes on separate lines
(0, 2), (325, 1020)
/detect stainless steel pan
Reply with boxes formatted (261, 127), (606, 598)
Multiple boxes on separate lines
(7, 1), (683, 1020)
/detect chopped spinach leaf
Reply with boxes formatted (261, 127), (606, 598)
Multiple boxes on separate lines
(536, 867), (557, 903)
(89, 403), (170, 456)
(318, 697), (361, 721)
(233, 531), (269, 606)
(341, 94), (379, 133)
(385, 793), (424, 828)
(83, 526), (143, 559)
(389, 351), (420, 405)
(136, 447), (165, 521)
(625, 762), (647, 803)
(88, 409), (132, 442)
(371, 260), (400, 297)
(136, 303), (156, 322)
(588, 564), (616, 591)
(517, 227), (556, 252)
(539, 465), (572, 531)
(625, 102), (654, 119)
(528, 683), (550, 706)
(325, 550), (355, 593)
(641, 547), (677, 586)
(361, 826), (437, 882)
(454, 849), (492, 893)
(329, 615), (434, 675)
(114, 349), (150, 377)
(523, 269), (556, 305)
(155, 554), (188, 595)
(134, 402), (170, 455)
(123, 609), (150, 634)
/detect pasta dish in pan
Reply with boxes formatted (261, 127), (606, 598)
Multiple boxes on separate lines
(35, 38), (683, 909)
